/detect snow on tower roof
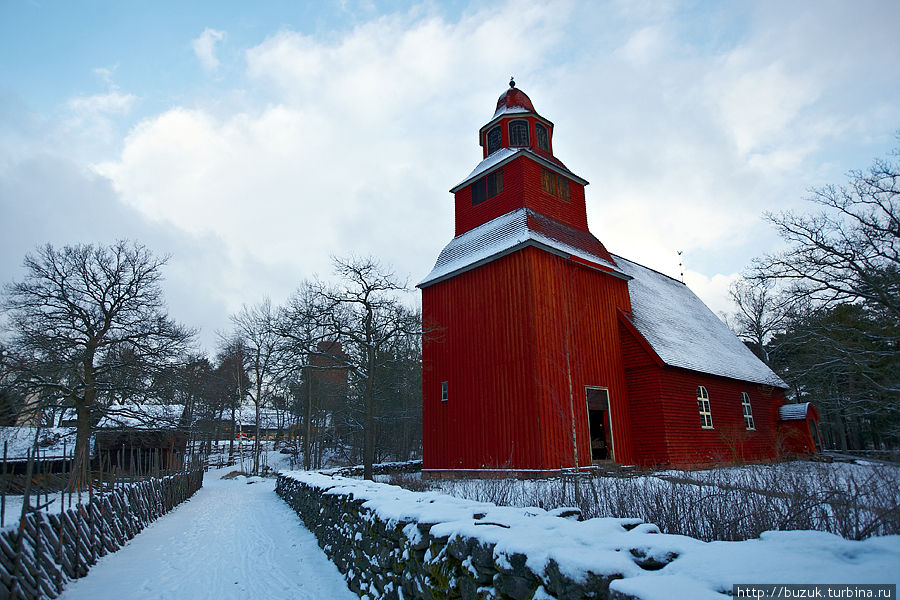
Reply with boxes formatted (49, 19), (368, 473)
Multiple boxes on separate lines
(495, 82), (535, 115)
(418, 208), (623, 288)
(613, 255), (787, 388)
(450, 147), (584, 193)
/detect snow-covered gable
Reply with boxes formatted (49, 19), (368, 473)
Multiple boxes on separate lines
(450, 147), (585, 193)
(418, 208), (623, 287)
(613, 255), (787, 388)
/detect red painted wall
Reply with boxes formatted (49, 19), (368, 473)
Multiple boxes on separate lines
(454, 156), (588, 236)
(619, 321), (788, 467)
(422, 246), (634, 471)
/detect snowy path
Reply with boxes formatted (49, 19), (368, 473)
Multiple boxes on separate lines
(59, 469), (356, 600)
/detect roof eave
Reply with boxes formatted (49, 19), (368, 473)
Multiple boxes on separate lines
(449, 150), (589, 193)
(479, 111), (555, 137)
(418, 239), (627, 289)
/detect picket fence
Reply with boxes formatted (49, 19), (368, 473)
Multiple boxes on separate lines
(0, 469), (203, 600)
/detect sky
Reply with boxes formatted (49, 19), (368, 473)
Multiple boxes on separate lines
(1, 0), (898, 353)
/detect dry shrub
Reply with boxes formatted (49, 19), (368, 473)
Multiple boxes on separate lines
(398, 461), (900, 542)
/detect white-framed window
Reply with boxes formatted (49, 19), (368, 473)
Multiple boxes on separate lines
(509, 119), (529, 146)
(697, 386), (713, 429)
(741, 392), (755, 430)
(441, 381), (448, 402)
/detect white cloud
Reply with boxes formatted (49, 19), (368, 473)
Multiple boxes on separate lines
(67, 90), (135, 116)
(98, 2), (575, 311)
(192, 28), (226, 71)
(69, 0), (900, 344)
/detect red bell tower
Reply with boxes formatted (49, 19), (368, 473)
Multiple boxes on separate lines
(419, 81), (636, 474)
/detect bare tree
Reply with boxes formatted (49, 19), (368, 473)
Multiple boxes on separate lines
(228, 299), (283, 474)
(312, 257), (419, 480)
(753, 145), (899, 324)
(726, 277), (788, 363)
(1, 241), (193, 485)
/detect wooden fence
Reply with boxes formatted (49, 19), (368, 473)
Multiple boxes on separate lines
(0, 469), (203, 600)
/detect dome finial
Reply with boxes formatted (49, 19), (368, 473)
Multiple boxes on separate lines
(509, 76), (516, 88)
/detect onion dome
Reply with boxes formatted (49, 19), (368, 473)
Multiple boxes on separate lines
(494, 78), (536, 115)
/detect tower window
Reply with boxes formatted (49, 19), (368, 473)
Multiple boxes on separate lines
(486, 126), (501, 155)
(441, 381), (448, 402)
(556, 177), (569, 201)
(741, 392), (755, 430)
(541, 168), (570, 202)
(697, 386), (713, 429)
(471, 168), (504, 205)
(536, 122), (549, 152)
(509, 119), (529, 147)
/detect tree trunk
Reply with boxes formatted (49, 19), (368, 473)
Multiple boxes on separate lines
(69, 355), (96, 491)
(363, 345), (376, 481)
(304, 366), (312, 471)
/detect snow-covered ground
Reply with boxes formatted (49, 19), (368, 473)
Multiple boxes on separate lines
(58, 467), (355, 600)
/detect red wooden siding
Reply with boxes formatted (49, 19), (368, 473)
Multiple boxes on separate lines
(422, 246), (634, 471)
(455, 156), (588, 236)
(777, 421), (818, 455)
(622, 358), (787, 467)
(619, 322), (669, 465)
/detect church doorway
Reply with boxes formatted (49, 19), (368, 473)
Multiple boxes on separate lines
(586, 387), (614, 462)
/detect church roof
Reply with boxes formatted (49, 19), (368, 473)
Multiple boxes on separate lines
(495, 85), (535, 115)
(613, 255), (788, 388)
(418, 207), (623, 287)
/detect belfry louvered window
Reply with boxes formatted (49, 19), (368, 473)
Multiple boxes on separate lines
(509, 119), (529, 147)
(536, 122), (549, 151)
(697, 386), (713, 429)
(486, 126), (501, 155)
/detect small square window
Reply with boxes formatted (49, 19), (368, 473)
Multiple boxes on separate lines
(441, 381), (448, 402)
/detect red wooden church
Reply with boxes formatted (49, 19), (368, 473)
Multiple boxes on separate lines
(419, 81), (819, 473)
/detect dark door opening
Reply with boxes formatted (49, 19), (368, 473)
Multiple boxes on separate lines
(586, 387), (614, 462)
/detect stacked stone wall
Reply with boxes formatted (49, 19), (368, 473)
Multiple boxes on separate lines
(276, 473), (663, 600)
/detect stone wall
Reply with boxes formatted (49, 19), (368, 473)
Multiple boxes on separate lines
(276, 473), (670, 600)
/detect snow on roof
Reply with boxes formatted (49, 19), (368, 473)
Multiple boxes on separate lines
(284, 472), (900, 592)
(235, 406), (284, 429)
(779, 403), (812, 420)
(418, 208), (623, 287)
(0, 426), (79, 461)
(613, 255), (787, 388)
(451, 147), (584, 193)
(58, 404), (187, 430)
(490, 104), (531, 120)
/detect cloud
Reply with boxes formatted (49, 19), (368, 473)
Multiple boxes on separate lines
(0, 152), (238, 350)
(7, 0), (896, 350)
(97, 2), (575, 306)
(192, 28), (226, 71)
(67, 89), (135, 116)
